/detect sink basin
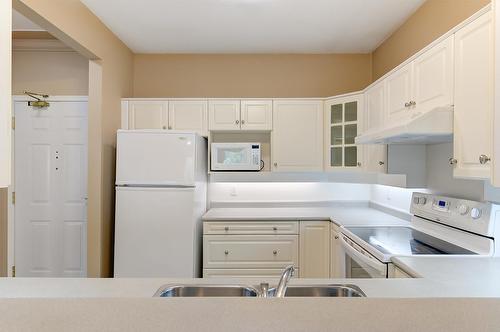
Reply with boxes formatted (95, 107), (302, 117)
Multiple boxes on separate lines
(267, 285), (366, 297)
(154, 285), (259, 297)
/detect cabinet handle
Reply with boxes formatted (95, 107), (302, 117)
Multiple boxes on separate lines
(235, 120), (239, 125)
(273, 250), (278, 255)
(224, 226), (229, 231)
(479, 155), (491, 164)
(378, 161), (385, 166)
(449, 158), (457, 165)
(224, 250), (229, 255)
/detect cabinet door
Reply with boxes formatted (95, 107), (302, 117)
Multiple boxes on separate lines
(453, 12), (493, 179)
(168, 100), (208, 136)
(330, 226), (343, 278)
(208, 100), (241, 131)
(272, 100), (323, 172)
(324, 95), (363, 170)
(364, 81), (385, 133)
(128, 101), (168, 129)
(386, 62), (413, 124)
(299, 221), (330, 278)
(413, 36), (454, 116)
(240, 100), (272, 131)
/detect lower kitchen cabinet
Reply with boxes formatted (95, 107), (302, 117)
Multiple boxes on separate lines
(330, 223), (343, 278)
(299, 221), (330, 278)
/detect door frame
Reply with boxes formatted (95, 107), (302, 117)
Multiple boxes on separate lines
(8, 95), (88, 277)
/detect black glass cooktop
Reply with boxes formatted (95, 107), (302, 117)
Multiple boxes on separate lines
(345, 226), (476, 256)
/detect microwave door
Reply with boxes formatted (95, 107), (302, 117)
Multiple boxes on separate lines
(340, 236), (387, 278)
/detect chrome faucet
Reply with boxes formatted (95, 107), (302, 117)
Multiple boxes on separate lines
(275, 265), (295, 298)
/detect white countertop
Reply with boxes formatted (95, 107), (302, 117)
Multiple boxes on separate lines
(202, 206), (409, 227)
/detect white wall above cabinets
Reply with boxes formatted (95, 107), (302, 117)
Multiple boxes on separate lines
(452, 11), (494, 180)
(209, 99), (272, 131)
(272, 100), (323, 172)
(324, 94), (364, 170)
(121, 99), (208, 136)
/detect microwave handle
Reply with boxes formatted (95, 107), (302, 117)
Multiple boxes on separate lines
(340, 235), (386, 274)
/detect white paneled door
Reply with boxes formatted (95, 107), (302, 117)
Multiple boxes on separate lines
(14, 100), (88, 277)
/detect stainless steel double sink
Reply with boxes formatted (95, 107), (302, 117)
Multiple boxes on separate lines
(154, 284), (366, 298)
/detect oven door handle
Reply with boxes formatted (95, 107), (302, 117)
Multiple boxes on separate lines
(340, 235), (387, 273)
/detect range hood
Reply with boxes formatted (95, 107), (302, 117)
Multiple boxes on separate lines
(355, 107), (453, 144)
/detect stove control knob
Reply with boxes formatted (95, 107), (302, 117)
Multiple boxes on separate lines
(418, 197), (427, 205)
(470, 208), (482, 220)
(457, 204), (469, 215)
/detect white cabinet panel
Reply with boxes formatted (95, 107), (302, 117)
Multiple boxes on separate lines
(453, 12), (493, 179)
(128, 101), (168, 130)
(168, 100), (208, 136)
(330, 225), (344, 278)
(208, 100), (241, 130)
(386, 62), (413, 124)
(299, 221), (330, 278)
(203, 235), (299, 269)
(364, 81), (385, 133)
(413, 36), (454, 116)
(272, 100), (323, 172)
(240, 100), (272, 130)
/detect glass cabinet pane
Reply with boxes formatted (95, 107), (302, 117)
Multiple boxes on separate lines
(331, 104), (343, 124)
(331, 126), (343, 145)
(331, 147), (342, 167)
(345, 101), (357, 122)
(345, 124), (357, 145)
(345, 146), (357, 167)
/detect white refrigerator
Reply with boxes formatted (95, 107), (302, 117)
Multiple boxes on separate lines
(114, 130), (207, 277)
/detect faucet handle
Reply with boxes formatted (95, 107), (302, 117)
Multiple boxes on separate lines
(260, 282), (269, 298)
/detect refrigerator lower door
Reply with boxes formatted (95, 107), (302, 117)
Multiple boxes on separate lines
(114, 186), (201, 277)
(116, 131), (196, 186)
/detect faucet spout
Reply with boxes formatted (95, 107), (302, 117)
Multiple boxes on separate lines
(275, 265), (295, 298)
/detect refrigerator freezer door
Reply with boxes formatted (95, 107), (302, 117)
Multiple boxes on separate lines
(116, 130), (196, 186)
(114, 186), (199, 277)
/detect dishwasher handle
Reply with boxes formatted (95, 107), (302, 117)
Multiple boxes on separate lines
(340, 235), (387, 275)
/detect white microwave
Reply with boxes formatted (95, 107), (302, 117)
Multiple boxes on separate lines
(211, 143), (261, 171)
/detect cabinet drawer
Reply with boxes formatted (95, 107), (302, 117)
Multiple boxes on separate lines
(203, 268), (300, 279)
(203, 221), (299, 235)
(203, 235), (299, 269)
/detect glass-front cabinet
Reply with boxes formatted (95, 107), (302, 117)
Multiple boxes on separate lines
(324, 94), (363, 170)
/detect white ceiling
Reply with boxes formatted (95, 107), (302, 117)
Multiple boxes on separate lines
(12, 10), (44, 31)
(83, 0), (425, 54)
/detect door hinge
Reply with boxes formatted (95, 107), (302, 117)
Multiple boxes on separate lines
(11, 116), (15, 130)
(11, 266), (15, 278)
(11, 192), (15, 205)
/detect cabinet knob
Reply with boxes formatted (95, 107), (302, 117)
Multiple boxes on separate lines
(273, 250), (278, 255)
(272, 227), (277, 231)
(357, 162), (361, 167)
(224, 226), (229, 231)
(334, 235), (339, 240)
(274, 162), (278, 167)
(479, 155), (491, 164)
(162, 125), (167, 129)
(241, 120), (245, 125)
(449, 158), (457, 165)
(224, 250), (229, 255)
(410, 101), (416, 106)
(378, 161), (385, 165)
(235, 120), (239, 125)
(404, 102), (410, 108)
(168, 125), (172, 130)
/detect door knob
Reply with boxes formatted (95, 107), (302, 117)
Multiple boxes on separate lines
(479, 155), (491, 164)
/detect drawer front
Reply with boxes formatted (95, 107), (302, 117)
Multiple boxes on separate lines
(203, 235), (299, 269)
(203, 268), (300, 279)
(203, 221), (299, 235)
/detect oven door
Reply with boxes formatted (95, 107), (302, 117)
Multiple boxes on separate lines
(340, 235), (388, 278)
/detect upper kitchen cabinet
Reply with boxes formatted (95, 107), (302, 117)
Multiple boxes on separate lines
(240, 100), (273, 131)
(324, 94), (363, 170)
(208, 99), (241, 131)
(124, 100), (169, 130)
(209, 99), (272, 131)
(385, 36), (454, 125)
(272, 100), (323, 172)
(168, 100), (208, 136)
(363, 82), (387, 173)
(121, 99), (209, 135)
(452, 11), (493, 180)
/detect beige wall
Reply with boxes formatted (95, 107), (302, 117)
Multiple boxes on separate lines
(13, 0), (134, 277)
(372, 0), (490, 80)
(12, 49), (89, 95)
(133, 54), (372, 98)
